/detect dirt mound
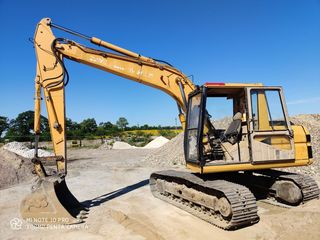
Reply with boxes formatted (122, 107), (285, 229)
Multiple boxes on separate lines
(0, 147), (34, 189)
(143, 136), (169, 149)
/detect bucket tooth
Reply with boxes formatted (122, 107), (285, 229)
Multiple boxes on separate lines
(20, 177), (87, 225)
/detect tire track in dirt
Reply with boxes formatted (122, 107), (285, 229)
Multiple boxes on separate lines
(108, 208), (165, 240)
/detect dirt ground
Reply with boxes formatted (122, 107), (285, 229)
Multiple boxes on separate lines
(0, 148), (319, 240)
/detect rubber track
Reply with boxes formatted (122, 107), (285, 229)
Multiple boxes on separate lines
(257, 169), (320, 204)
(150, 170), (259, 230)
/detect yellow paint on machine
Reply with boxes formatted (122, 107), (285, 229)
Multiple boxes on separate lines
(186, 159), (313, 174)
(187, 125), (313, 174)
(292, 125), (311, 160)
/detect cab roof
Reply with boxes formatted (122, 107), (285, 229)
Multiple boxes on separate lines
(204, 82), (263, 88)
(204, 82), (264, 97)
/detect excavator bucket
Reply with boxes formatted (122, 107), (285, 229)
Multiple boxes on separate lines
(20, 177), (88, 225)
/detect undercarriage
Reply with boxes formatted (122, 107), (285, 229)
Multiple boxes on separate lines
(150, 169), (319, 230)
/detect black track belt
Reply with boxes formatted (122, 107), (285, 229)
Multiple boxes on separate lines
(150, 170), (259, 230)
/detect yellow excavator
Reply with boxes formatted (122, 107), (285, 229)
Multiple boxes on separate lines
(21, 18), (319, 230)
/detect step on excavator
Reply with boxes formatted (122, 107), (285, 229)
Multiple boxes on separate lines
(20, 18), (319, 230)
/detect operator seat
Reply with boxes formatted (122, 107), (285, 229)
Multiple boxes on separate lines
(221, 112), (242, 145)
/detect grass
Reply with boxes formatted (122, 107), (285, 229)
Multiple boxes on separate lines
(124, 129), (182, 136)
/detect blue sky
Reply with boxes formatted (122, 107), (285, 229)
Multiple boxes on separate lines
(0, 0), (319, 126)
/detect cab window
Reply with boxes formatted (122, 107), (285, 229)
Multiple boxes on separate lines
(250, 89), (287, 131)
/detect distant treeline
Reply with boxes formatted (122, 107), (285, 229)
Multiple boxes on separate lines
(0, 111), (181, 142)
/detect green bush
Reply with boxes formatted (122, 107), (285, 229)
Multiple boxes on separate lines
(159, 130), (178, 139)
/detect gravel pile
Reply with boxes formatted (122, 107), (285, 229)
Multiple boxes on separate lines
(211, 116), (232, 129)
(100, 136), (170, 150)
(112, 141), (137, 150)
(3, 141), (54, 159)
(0, 147), (35, 189)
(143, 117), (233, 167)
(143, 136), (169, 149)
(143, 133), (185, 167)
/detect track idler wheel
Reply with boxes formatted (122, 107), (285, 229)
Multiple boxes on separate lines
(271, 180), (302, 205)
(20, 177), (88, 225)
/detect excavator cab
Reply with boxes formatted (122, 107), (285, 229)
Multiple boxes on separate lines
(184, 83), (299, 171)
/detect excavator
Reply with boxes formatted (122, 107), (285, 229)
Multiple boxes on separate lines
(20, 18), (319, 230)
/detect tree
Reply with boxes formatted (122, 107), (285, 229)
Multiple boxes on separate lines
(66, 118), (81, 139)
(140, 124), (149, 130)
(0, 116), (9, 139)
(98, 121), (120, 136)
(96, 126), (106, 137)
(80, 118), (97, 136)
(5, 111), (50, 141)
(99, 121), (115, 130)
(159, 129), (177, 139)
(116, 117), (129, 131)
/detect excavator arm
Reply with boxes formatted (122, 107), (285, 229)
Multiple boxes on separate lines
(22, 18), (197, 225)
(33, 18), (195, 176)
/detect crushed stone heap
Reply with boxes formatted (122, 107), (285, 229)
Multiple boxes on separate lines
(143, 136), (169, 149)
(143, 117), (233, 167)
(112, 141), (137, 149)
(3, 141), (53, 159)
(143, 133), (185, 167)
(100, 136), (170, 150)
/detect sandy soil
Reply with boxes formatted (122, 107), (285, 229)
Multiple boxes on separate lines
(0, 148), (319, 240)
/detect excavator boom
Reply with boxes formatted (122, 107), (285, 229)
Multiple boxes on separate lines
(33, 18), (195, 175)
(22, 17), (195, 225)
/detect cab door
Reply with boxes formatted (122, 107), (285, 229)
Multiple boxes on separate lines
(246, 87), (295, 163)
(184, 88), (206, 165)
